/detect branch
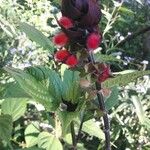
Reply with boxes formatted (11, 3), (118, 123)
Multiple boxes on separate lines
(88, 52), (111, 150)
(115, 26), (150, 47)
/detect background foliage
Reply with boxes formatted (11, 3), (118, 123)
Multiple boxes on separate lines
(0, 0), (150, 150)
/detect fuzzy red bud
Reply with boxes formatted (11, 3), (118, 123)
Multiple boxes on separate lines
(65, 55), (78, 67)
(54, 49), (70, 62)
(86, 33), (101, 50)
(59, 16), (73, 29)
(53, 32), (69, 47)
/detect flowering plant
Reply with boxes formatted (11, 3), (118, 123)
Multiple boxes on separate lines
(1, 0), (150, 150)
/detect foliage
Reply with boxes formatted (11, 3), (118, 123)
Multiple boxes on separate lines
(0, 0), (150, 150)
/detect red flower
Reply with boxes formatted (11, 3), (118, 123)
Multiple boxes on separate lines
(65, 55), (78, 67)
(59, 16), (73, 29)
(86, 33), (101, 50)
(98, 65), (110, 83)
(53, 32), (69, 47)
(54, 49), (70, 62)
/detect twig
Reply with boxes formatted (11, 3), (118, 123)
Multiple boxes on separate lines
(115, 26), (150, 47)
(88, 52), (111, 150)
(70, 121), (77, 150)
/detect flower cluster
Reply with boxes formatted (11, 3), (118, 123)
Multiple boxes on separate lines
(52, 0), (111, 82)
(54, 49), (78, 67)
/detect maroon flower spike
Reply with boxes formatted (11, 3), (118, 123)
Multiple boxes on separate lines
(61, 0), (101, 28)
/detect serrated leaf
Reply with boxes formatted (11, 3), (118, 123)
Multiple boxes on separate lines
(25, 66), (63, 102)
(1, 98), (27, 121)
(25, 122), (40, 147)
(0, 114), (13, 141)
(95, 54), (123, 63)
(4, 67), (59, 111)
(1, 82), (30, 99)
(38, 132), (63, 150)
(105, 86), (119, 111)
(62, 70), (80, 104)
(82, 119), (105, 140)
(103, 70), (150, 88)
(19, 22), (54, 52)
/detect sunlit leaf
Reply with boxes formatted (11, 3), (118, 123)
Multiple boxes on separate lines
(38, 132), (63, 150)
(1, 98), (27, 121)
(19, 23), (54, 52)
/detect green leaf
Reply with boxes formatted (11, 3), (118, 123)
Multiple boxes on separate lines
(57, 110), (78, 136)
(4, 67), (59, 111)
(62, 70), (80, 104)
(38, 132), (63, 150)
(131, 95), (145, 123)
(1, 98), (27, 121)
(25, 122), (40, 147)
(25, 66), (63, 103)
(19, 22), (54, 52)
(16, 147), (44, 150)
(82, 119), (105, 140)
(1, 82), (30, 99)
(119, 7), (134, 15)
(0, 114), (13, 141)
(94, 54), (123, 63)
(103, 70), (150, 88)
(105, 86), (119, 111)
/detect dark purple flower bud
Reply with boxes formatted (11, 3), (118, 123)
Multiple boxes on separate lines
(61, 0), (101, 28)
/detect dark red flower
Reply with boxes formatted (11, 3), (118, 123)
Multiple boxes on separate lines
(53, 32), (69, 47)
(86, 33), (101, 50)
(59, 16), (74, 29)
(61, 0), (101, 28)
(54, 49), (70, 62)
(65, 55), (78, 67)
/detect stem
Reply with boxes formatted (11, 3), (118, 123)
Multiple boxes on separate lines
(70, 121), (77, 150)
(88, 52), (111, 150)
(76, 113), (85, 143)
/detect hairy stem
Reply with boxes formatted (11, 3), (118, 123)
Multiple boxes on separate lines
(88, 52), (111, 150)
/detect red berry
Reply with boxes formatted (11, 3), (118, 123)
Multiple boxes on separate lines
(53, 32), (69, 47)
(98, 65), (110, 83)
(59, 16), (73, 29)
(54, 49), (70, 62)
(65, 55), (78, 67)
(86, 33), (101, 50)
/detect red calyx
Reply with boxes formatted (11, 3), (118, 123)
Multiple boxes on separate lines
(54, 49), (70, 62)
(86, 33), (102, 50)
(65, 55), (78, 67)
(53, 32), (69, 47)
(59, 16), (73, 29)
(98, 65), (110, 83)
